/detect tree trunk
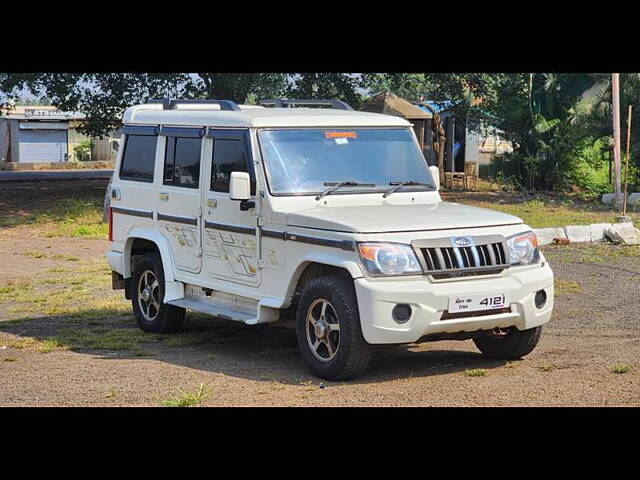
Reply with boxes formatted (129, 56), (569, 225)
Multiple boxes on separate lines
(422, 104), (447, 186)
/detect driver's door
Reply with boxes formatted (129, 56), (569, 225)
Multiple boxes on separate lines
(201, 129), (260, 287)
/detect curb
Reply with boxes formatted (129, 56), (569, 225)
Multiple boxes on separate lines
(534, 222), (635, 245)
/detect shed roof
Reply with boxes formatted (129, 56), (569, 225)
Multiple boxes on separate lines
(360, 92), (431, 119)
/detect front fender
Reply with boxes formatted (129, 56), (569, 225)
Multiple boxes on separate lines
(282, 250), (364, 308)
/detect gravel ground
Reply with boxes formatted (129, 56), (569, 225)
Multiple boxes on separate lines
(0, 181), (638, 406)
(0, 233), (638, 406)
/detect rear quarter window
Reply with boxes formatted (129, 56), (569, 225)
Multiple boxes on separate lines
(119, 134), (157, 182)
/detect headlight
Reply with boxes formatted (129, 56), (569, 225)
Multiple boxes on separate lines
(357, 243), (422, 276)
(506, 231), (540, 265)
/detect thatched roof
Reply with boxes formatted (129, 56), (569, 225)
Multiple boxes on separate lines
(360, 92), (431, 119)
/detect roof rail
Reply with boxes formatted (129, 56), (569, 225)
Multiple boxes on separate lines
(259, 98), (354, 111)
(147, 98), (241, 111)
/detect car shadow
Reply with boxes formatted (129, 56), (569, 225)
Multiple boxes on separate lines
(0, 308), (510, 387)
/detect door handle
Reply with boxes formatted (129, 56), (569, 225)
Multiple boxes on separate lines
(159, 192), (169, 201)
(207, 199), (217, 208)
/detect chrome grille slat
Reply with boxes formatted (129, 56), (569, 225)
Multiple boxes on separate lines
(416, 237), (509, 280)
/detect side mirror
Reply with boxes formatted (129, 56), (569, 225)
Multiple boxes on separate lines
(229, 171), (255, 211)
(229, 171), (251, 201)
(429, 166), (440, 190)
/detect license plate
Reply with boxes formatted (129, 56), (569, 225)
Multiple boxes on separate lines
(448, 293), (510, 313)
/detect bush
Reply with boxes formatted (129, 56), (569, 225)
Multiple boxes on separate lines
(73, 140), (94, 162)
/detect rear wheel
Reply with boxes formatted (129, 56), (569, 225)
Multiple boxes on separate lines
(473, 326), (542, 359)
(131, 253), (185, 334)
(296, 275), (371, 380)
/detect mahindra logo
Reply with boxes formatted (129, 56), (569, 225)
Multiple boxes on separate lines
(452, 236), (472, 247)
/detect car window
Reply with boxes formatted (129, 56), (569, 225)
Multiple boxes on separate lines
(119, 134), (157, 182)
(211, 139), (254, 194)
(163, 137), (202, 188)
(258, 128), (435, 196)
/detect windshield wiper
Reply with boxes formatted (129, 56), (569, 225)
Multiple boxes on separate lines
(382, 181), (435, 198)
(315, 181), (376, 201)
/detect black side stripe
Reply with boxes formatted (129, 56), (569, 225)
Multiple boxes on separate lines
(157, 213), (198, 226)
(205, 221), (255, 235)
(111, 206), (153, 219)
(203, 222), (355, 252)
(262, 229), (355, 251)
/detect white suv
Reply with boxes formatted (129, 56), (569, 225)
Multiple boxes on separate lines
(107, 98), (554, 380)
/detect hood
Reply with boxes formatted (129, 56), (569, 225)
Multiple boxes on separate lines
(286, 202), (522, 233)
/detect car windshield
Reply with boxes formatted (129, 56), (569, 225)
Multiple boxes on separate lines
(258, 128), (436, 196)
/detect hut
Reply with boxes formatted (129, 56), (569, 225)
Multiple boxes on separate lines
(360, 92), (435, 161)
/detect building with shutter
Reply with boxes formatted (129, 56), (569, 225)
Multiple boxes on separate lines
(0, 105), (120, 166)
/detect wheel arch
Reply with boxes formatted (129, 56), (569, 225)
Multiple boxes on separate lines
(282, 253), (363, 309)
(123, 229), (176, 282)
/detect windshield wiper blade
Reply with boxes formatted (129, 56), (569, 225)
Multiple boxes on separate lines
(315, 181), (376, 201)
(382, 181), (435, 198)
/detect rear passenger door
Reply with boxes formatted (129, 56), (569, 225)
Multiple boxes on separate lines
(202, 129), (260, 287)
(157, 127), (205, 274)
(111, 126), (158, 244)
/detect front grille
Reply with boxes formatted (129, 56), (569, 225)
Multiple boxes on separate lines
(413, 235), (509, 280)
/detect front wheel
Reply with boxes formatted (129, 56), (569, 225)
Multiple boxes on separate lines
(473, 326), (543, 360)
(131, 253), (185, 334)
(296, 275), (371, 381)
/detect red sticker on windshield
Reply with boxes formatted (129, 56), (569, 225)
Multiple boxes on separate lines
(325, 131), (357, 139)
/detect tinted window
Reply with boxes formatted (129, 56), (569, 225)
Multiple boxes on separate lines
(120, 134), (157, 182)
(211, 139), (253, 193)
(163, 137), (202, 188)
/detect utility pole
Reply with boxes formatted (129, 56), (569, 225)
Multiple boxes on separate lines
(612, 73), (623, 209)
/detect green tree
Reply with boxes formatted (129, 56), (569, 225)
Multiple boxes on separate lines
(487, 73), (602, 190)
(284, 73), (363, 109)
(361, 73), (432, 102)
(581, 74), (640, 188)
(0, 73), (364, 137)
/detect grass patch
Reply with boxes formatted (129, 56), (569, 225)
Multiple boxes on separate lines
(37, 339), (66, 354)
(298, 379), (319, 391)
(54, 327), (161, 351)
(539, 364), (555, 372)
(160, 383), (212, 407)
(51, 254), (80, 262)
(104, 388), (118, 399)
(11, 337), (38, 349)
(161, 331), (207, 347)
(9, 336), (65, 353)
(0, 194), (107, 239)
(45, 267), (67, 273)
(555, 279), (582, 294)
(464, 368), (488, 377)
(21, 250), (47, 259)
(3, 356), (17, 362)
(445, 191), (638, 229)
(610, 364), (630, 374)
(0, 280), (34, 300)
(543, 243), (640, 265)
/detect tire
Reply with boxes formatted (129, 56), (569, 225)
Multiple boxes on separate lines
(473, 326), (543, 360)
(296, 275), (371, 380)
(131, 253), (185, 334)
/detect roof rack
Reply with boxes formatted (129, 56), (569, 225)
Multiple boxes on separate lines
(259, 98), (354, 111)
(147, 98), (241, 111)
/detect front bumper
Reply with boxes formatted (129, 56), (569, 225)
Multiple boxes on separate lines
(354, 261), (554, 344)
